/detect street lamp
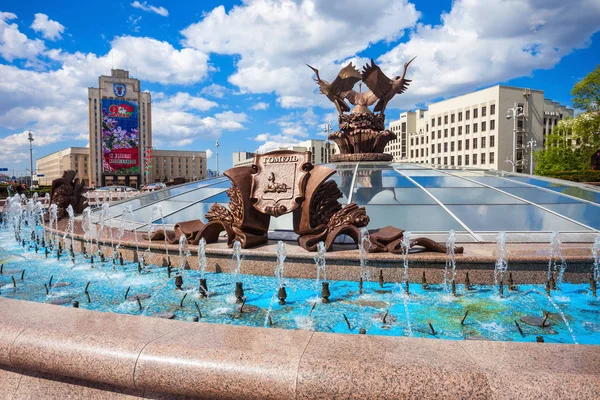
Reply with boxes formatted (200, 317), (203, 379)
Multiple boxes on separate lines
(27, 131), (34, 188)
(323, 122), (333, 163)
(215, 140), (220, 176)
(505, 103), (524, 172)
(525, 139), (537, 175)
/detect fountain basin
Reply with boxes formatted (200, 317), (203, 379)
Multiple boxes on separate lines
(1, 297), (600, 399)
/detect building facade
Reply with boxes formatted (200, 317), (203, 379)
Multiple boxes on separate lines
(232, 151), (255, 167)
(385, 85), (573, 173)
(88, 69), (152, 189)
(151, 150), (207, 182)
(35, 147), (89, 186)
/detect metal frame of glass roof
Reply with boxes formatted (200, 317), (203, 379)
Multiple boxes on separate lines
(93, 162), (600, 242)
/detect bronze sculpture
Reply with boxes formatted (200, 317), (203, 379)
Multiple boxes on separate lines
(47, 170), (88, 220)
(307, 57), (416, 161)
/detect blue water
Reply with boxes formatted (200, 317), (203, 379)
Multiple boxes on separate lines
(1, 229), (599, 345)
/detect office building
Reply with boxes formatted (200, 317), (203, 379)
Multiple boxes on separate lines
(35, 147), (89, 186)
(385, 85), (573, 173)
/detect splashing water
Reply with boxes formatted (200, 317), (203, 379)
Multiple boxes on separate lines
(494, 232), (508, 287)
(64, 204), (75, 251)
(359, 227), (371, 283)
(48, 204), (59, 246)
(198, 238), (207, 279)
(593, 235), (600, 284)
(314, 241), (327, 293)
(444, 230), (457, 291)
(178, 234), (191, 270)
(275, 240), (286, 289)
(401, 231), (411, 285)
(82, 207), (94, 254)
(121, 205), (140, 260)
(548, 232), (567, 286)
(542, 290), (578, 344)
(230, 240), (242, 284)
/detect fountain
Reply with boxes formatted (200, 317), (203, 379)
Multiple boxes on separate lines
(275, 241), (287, 305)
(548, 232), (567, 287)
(359, 227), (371, 292)
(494, 232), (508, 288)
(314, 241), (327, 295)
(444, 230), (457, 292)
(401, 231), (411, 293)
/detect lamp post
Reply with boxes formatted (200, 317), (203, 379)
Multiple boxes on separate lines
(525, 139), (537, 175)
(27, 131), (34, 188)
(323, 122), (333, 163)
(505, 103), (524, 173)
(215, 140), (220, 176)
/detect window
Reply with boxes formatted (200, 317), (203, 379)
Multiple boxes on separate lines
(431, 131), (435, 139)
(431, 144), (435, 154)
(465, 139), (470, 150)
(481, 121), (486, 131)
(451, 156), (455, 166)
(438, 117), (441, 125)
(458, 141), (462, 151)
(444, 129), (448, 137)
(473, 108), (478, 118)
(490, 135), (495, 147)
(420, 148), (424, 157)
(458, 155), (462, 166)
(490, 104), (495, 115)
(426, 124), (429, 132)
(490, 119), (495, 130)
(438, 157), (441, 164)
(451, 142), (455, 151)
(411, 138), (414, 146)
(421, 137), (424, 145)
(437, 143), (441, 152)
(431, 118), (435, 127)
(411, 150), (414, 158)
(458, 126), (463, 135)
(465, 154), (469, 165)
(481, 153), (486, 164)
(451, 114), (455, 123)
(451, 127), (455, 136)
(481, 106), (486, 117)
(465, 125), (470, 134)
(444, 115), (448, 124)
(473, 123), (478, 133)
(473, 138), (478, 149)
(444, 143), (448, 152)
(431, 158), (435, 164)
(473, 154), (477, 165)
(481, 137), (486, 148)
(438, 130), (441, 139)
(466, 110), (470, 120)
(490, 152), (495, 163)
(458, 112), (463, 122)
(444, 156), (448, 165)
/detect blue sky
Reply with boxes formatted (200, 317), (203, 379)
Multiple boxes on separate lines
(1, 0), (599, 176)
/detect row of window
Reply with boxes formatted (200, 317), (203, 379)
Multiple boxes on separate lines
(430, 136), (495, 154)
(430, 120), (496, 139)
(431, 104), (496, 128)
(431, 152), (495, 166)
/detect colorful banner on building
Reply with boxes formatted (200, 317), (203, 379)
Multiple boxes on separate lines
(101, 99), (139, 175)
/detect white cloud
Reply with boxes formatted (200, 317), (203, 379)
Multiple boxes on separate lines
(0, 12), (44, 61)
(377, 0), (600, 109)
(128, 15), (142, 33)
(250, 101), (269, 110)
(152, 109), (247, 141)
(205, 149), (213, 158)
(181, 0), (419, 107)
(31, 13), (65, 41)
(154, 92), (218, 112)
(200, 83), (228, 98)
(131, 1), (169, 17)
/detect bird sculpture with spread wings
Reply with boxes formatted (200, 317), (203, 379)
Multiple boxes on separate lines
(361, 56), (417, 115)
(307, 63), (362, 115)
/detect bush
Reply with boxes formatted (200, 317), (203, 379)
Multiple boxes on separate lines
(538, 170), (600, 183)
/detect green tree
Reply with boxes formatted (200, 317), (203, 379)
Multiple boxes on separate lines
(572, 65), (600, 113)
(535, 66), (600, 174)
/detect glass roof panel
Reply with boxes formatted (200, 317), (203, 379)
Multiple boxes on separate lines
(542, 203), (600, 230)
(364, 204), (465, 232)
(447, 204), (591, 232)
(354, 188), (435, 205)
(501, 187), (583, 204)
(428, 188), (525, 205)
(408, 176), (483, 188)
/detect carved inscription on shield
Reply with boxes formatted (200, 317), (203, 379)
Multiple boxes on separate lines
(250, 150), (312, 217)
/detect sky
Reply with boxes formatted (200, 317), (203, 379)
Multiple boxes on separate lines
(1, 0), (599, 175)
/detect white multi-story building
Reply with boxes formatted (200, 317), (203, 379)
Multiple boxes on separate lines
(35, 147), (89, 186)
(385, 85), (573, 173)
